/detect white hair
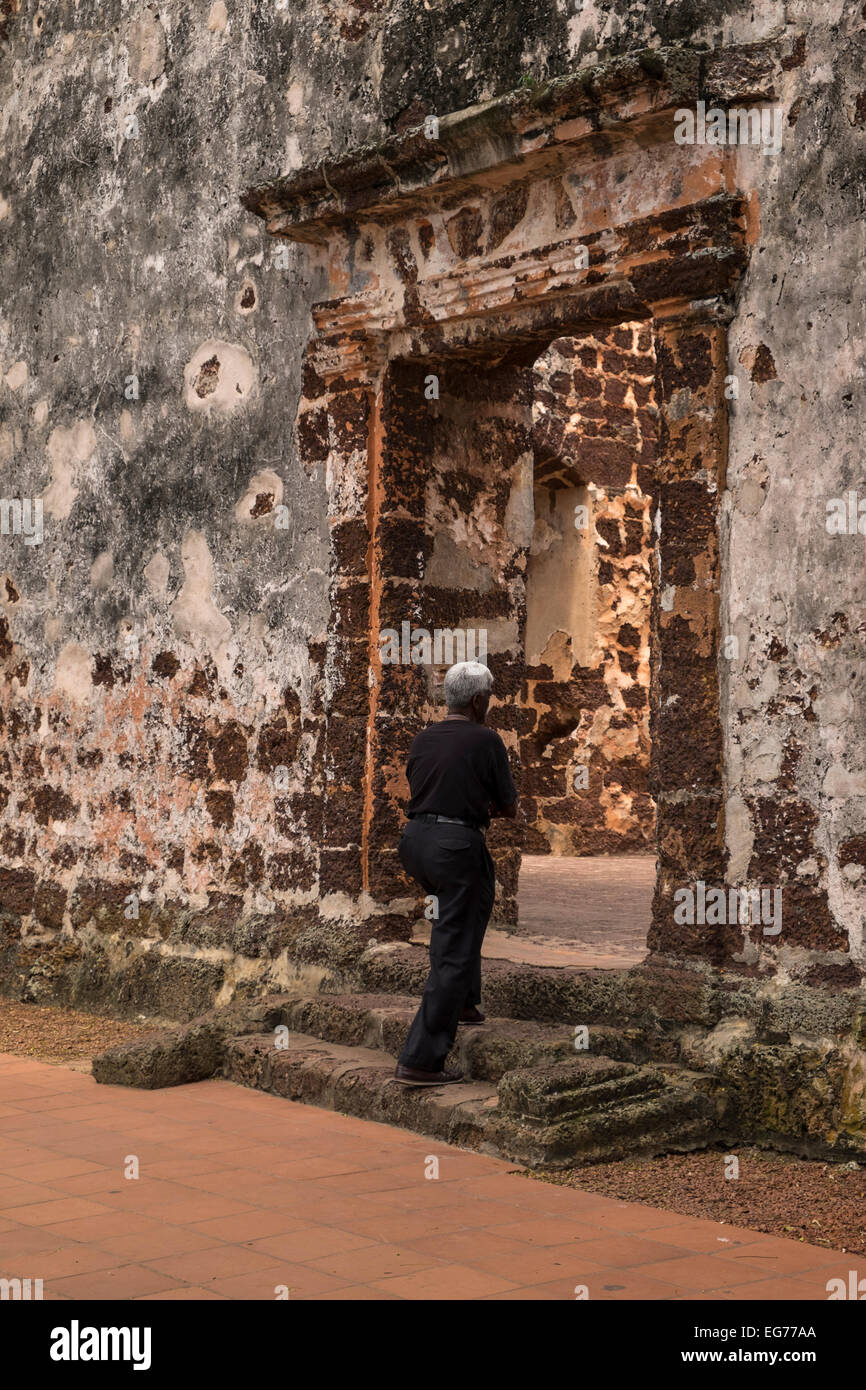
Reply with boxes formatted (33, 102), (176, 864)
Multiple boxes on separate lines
(444, 661), (493, 710)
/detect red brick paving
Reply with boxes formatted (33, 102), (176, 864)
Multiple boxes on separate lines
(0, 1053), (848, 1301)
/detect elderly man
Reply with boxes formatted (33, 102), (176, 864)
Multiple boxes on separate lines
(394, 660), (518, 1086)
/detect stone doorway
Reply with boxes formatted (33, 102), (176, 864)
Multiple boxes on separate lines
(377, 323), (662, 961)
(359, 330), (659, 965)
(249, 52), (751, 967)
(347, 295), (730, 969)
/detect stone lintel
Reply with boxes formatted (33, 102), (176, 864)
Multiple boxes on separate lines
(243, 41), (783, 244)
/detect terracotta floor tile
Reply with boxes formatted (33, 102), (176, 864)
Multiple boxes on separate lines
(130, 1158), (232, 1183)
(301, 1283), (403, 1300)
(482, 1280), (578, 1300)
(135, 1286), (228, 1300)
(634, 1221), (764, 1253)
(42, 1211), (159, 1242)
(580, 1202), (701, 1233)
(264, 1155), (370, 1181)
(0, 1143), (65, 1168)
(208, 1263), (353, 1299)
(0, 1116), (61, 1136)
(337, 1207), (477, 1243)
(306, 1241), (447, 1282)
(372, 1262), (518, 1299)
(92, 1223), (228, 1262)
(0, 1226), (80, 1258)
(191, 1211), (313, 1243)
(50, 1263), (180, 1300)
(720, 1240), (847, 1275)
(397, 1152), (512, 1181)
(577, 1270), (686, 1300)
(406, 1227), (530, 1263)
(47, 1143), (148, 1166)
(7, 1197), (114, 1227)
(86, 1179), (208, 1210)
(250, 1226), (379, 1262)
(170, 1168), (283, 1198)
(541, 1233), (697, 1268)
(407, 1230), (606, 1286)
(456, 1174), (612, 1211)
(485, 1216), (611, 1247)
(135, 1194), (257, 1224)
(42, 1172), (129, 1197)
(0, 1182), (69, 1209)
(211, 1145), (293, 1171)
(0, 1083), (61, 1103)
(258, 1192), (384, 1226)
(146, 1243), (283, 1283)
(308, 1166), (429, 1195)
(1, 1243), (121, 1281)
(352, 1181), (488, 1210)
(2, 1158), (105, 1183)
(168, 1133), (249, 1156)
(715, 1274), (833, 1300)
(26, 1104), (119, 1123)
(358, 1190), (539, 1224)
(638, 1252), (781, 1293)
(12, 1096), (108, 1114)
(688, 1290), (739, 1300)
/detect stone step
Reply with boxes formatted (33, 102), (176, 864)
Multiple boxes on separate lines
(491, 1082), (721, 1168)
(343, 943), (712, 1053)
(497, 1055), (667, 1121)
(348, 944), (621, 1025)
(274, 992), (622, 1082)
(224, 1032), (499, 1154)
(222, 1028), (724, 1168)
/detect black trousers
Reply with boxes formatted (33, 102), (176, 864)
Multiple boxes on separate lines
(397, 818), (496, 1072)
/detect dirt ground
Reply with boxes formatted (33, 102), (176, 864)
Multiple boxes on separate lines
(545, 1147), (866, 1256)
(0, 999), (150, 1070)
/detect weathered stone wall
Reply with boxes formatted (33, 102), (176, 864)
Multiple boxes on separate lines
(0, 1), (341, 1011)
(0, 1), (865, 1017)
(525, 327), (655, 856)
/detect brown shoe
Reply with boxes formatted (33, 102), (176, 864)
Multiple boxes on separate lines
(394, 1064), (464, 1086)
(458, 1007), (486, 1025)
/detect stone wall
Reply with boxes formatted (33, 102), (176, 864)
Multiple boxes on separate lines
(0, 2), (865, 1018)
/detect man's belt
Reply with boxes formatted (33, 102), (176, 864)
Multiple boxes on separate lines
(411, 813), (484, 832)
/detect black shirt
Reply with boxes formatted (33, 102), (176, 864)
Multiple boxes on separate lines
(405, 719), (518, 830)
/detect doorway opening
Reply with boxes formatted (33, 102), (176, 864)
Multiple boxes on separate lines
(511, 324), (657, 965)
(383, 325), (659, 967)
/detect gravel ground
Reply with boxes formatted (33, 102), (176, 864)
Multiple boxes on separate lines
(0, 1000), (151, 1069)
(543, 1147), (866, 1255)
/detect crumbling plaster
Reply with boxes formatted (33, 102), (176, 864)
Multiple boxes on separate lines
(0, 2), (863, 1017)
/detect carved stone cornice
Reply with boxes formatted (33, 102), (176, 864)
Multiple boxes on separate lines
(243, 40), (783, 244)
